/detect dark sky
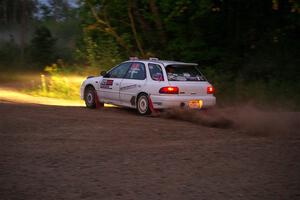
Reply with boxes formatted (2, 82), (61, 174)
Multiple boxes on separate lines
(39, 0), (78, 7)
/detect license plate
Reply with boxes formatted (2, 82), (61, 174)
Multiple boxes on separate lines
(188, 100), (203, 109)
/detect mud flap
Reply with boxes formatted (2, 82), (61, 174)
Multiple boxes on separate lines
(148, 95), (159, 115)
(94, 90), (103, 108)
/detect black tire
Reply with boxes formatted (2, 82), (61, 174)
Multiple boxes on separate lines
(84, 86), (96, 109)
(137, 94), (152, 115)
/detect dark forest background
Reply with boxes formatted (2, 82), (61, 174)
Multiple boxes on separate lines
(0, 0), (299, 108)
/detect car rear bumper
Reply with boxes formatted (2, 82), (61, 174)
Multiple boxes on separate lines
(150, 95), (216, 109)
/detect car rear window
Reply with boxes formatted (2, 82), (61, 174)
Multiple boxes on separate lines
(165, 65), (206, 81)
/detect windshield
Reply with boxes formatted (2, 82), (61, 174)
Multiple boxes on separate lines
(165, 65), (206, 81)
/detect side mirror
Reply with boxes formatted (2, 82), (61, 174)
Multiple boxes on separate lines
(100, 71), (107, 76)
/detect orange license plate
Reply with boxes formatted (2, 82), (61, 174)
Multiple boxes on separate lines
(188, 100), (203, 109)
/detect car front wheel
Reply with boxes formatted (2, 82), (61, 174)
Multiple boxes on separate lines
(84, 86), (97, 108)
(137, 94), (152, 115)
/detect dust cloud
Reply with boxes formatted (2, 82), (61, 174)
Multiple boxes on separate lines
(158, 104), (300, 136)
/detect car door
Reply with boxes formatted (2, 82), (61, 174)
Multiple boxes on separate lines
(99, 62), (132, 104)
(119, 62), (147, 107)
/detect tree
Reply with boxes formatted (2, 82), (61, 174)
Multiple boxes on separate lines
(84, 0), (133, 55)
(0, 0), (36, 25)
(48, 0), (70, 21)
(30, 26), (56, 67)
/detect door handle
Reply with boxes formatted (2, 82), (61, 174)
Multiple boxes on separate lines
(115, 83), (119, 86)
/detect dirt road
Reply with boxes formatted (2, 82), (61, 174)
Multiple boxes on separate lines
(0, 101), (300, 200)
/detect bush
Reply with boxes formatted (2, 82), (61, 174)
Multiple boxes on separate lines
(28, 63), (84, 100)
(202, 66), (300, 110)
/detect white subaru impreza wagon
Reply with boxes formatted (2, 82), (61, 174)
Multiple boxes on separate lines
(80, 58), (216, 115)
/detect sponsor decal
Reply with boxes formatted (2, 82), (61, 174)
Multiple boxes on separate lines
(120, 84), (137, 91)
(131, 63), (140, 69)
(100, 79), (114, 89)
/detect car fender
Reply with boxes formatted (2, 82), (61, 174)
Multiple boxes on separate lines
(80, 76), (103, 99)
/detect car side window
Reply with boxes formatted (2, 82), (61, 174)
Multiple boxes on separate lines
(104, 62), (132, 78)
(124, 62), (146, 80)
(148, 63), (164, 81)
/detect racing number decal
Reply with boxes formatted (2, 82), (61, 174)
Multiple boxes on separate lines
(100, 79), (114, 89)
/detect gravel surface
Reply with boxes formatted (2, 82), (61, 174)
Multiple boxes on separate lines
(0, 102), (300, 200)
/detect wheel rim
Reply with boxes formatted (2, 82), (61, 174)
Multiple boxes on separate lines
(86, 92), (94, 105)
(138, 97), (148, 114)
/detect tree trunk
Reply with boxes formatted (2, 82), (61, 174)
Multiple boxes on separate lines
(149, 0), (166, 45)
(87, 0), (133, 56)
(132, 1), (151, 46)
(13, 0), (17, 24)
(20, 0), (28, 63)
(128, 0), (145, 57)
(2, 0), (8, 24)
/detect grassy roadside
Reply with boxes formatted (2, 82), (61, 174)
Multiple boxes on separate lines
(0, 87), (84, 106)
(24, 74), (86, 100)
(0, 69), (299, 111)
(0, 70), (86, 105)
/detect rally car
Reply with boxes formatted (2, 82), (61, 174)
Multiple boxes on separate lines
(80, 58), (216, 115)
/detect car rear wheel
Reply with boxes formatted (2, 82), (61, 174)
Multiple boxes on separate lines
(84, 86), (98, 108)
(137, 94), (152, 115)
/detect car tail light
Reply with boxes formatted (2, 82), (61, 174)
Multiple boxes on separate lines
(159, 86), (179, 94)
(207, 86), (214, 94)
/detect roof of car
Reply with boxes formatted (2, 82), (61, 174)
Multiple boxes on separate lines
(124, 59), (198, 67)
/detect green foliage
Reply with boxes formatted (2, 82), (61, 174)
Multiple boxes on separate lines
(1, 0), (299, 109)
(202, 67), (300, 110)
(38, 5), (82, 63)
(30, 26), (56, 68)
(76, 30), (123, 73)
